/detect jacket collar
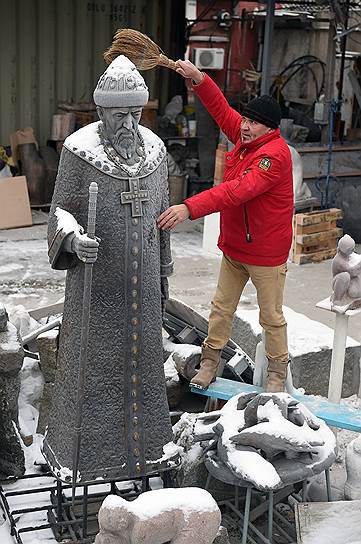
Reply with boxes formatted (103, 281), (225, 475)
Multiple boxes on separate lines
(240, 128), (280, 152)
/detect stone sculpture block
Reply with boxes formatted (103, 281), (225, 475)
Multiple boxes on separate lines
(0, 305), (24, 419)
(36, 329), (59, 383)
(95, 488), (221, 544)
(0, 393), (25, 479)
(0, 321), (24, 376)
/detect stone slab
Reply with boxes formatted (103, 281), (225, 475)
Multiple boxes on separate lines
(232, 305), (361, 397)
(295, 500), (361, 544)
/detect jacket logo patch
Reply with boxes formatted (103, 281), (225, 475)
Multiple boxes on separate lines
(259, 157), (271, 171)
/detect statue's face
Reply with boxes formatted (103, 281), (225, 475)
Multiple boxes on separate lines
(98, 106), (143, 160)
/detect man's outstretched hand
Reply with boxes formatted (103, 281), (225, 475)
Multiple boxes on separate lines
(157, 204), (190, 230)
(175, 60), (204, 85)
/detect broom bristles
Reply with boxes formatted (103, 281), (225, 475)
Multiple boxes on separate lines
(104, 29), (177, 71)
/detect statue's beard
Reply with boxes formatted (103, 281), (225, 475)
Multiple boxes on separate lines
(110, 129), (137, 160)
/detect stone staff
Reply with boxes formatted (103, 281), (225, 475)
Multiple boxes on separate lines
(72, 181), (98, 502)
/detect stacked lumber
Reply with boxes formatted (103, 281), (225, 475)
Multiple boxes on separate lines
(292, 208), (343, 264)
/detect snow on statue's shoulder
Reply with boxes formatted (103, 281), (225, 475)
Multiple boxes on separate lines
(55, 207), (83, 236)
(63, 121), (165, 179)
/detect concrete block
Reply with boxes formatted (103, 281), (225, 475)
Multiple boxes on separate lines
(37, 329), (58, 383)
(0, 322), (24, 376)
(0, 319), (23, 422)
(232, 305), (361, 397)
(95, 488), (221, 544)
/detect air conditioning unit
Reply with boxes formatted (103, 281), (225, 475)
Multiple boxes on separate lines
(193, 48), (225, 70)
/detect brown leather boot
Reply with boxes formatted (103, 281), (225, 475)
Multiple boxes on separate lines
(265, 359), (289, 393)
(190, 345), (221, 390)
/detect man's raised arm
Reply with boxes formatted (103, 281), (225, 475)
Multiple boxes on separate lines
(176, 59), (241, 144)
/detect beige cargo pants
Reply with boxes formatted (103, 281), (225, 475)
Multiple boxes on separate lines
(205, 254), (289, 364)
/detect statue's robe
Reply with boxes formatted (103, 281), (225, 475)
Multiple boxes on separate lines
(43, 122), (175, 482)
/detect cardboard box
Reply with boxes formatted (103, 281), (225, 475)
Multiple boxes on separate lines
(0, 176), (33, 229)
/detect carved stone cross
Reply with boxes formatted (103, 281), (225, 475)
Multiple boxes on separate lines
(121, 178), (150, 217)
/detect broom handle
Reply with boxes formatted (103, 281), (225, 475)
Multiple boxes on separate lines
(159, 54), (177, 71)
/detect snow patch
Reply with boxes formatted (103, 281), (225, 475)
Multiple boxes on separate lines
(0, 322), (21, 351)
(55, 207), (82, 236)
(103, 487), (218, 520)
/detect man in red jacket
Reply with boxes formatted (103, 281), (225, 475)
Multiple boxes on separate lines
(158, 60), (294, 393)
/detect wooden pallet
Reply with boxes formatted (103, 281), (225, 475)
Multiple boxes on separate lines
(292, 208), (343, 264)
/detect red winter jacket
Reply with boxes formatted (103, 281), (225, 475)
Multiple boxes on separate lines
(184, 74), (294, 267)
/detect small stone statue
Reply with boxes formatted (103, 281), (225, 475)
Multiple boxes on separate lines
(95, 488), (221, 544)
(331, 234), (361, 312)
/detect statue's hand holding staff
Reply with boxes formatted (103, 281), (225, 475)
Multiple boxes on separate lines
(157, 204), (190, 230)
(72, 233), (99, 263)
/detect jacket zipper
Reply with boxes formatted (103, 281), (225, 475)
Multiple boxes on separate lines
(244, 206), (252, 243)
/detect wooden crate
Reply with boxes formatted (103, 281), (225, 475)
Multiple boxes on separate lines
(292, 208), (343, 264)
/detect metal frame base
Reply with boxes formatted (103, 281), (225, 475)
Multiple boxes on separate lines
(0, 469), (175, 543)
(205, 469), (332, 544)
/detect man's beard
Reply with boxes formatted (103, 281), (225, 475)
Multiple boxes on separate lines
(111, 130), (137, 160)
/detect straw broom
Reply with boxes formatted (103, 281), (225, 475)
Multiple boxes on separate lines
(104, 28), (177, 71)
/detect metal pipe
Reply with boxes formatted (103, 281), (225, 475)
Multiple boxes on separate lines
(260, 0), (275, 95)
(325, 468), (333, 501)
(268, 491), (273, 543)
(21, 317), (61, 345)
(242, 487), (252, 544)
(338, 0), (350, 102)
(82, 484), (88, 538)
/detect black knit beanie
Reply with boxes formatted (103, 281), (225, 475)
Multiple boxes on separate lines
(242, 95), (281, 129)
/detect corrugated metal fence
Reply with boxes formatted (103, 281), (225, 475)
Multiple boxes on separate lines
(0, 0), (176, 145)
